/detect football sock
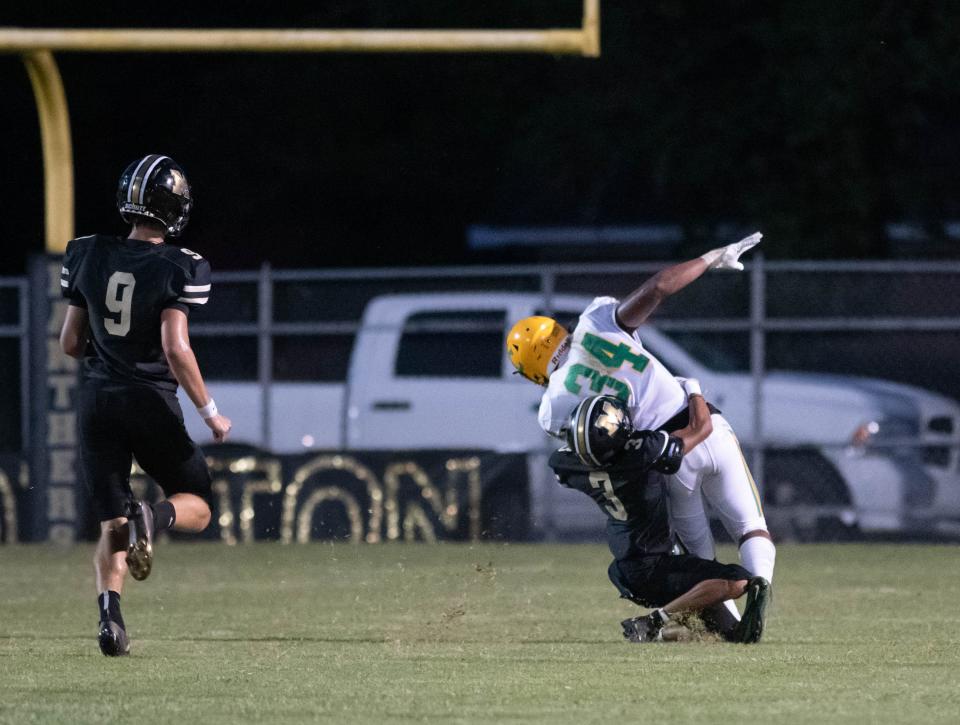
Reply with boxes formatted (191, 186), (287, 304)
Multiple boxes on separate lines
(152, 500), (177, 533)
(702, 601), (741, 640)
(739, 536), (776, 582)
(723, 599), (742, 622)
(98, 590), (125, 629)
(653, 608), (671, 626)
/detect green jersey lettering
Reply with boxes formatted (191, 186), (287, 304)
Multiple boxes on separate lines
(563, 364), (630, 400)
(581, 333), (649, 372)
(563, 364), (592, 394)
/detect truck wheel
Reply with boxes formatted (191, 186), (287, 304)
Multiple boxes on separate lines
(763, 449), (861, 543)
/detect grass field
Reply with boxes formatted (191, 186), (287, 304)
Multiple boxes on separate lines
(1, 543), (958, 724)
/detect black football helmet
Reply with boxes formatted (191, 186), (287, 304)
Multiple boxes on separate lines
(567, 395), (634, 467)
(117, 155), (192, 237)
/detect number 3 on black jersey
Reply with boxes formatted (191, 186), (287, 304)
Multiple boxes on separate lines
(104, 271), (136, 337)
(588, 471), (628, 521)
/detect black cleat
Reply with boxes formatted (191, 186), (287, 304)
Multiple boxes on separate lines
(621, 615), (665, 643)
(125, 500), (155, 581)
(737, 576), (771, 644)
(98, 620), (130, 657)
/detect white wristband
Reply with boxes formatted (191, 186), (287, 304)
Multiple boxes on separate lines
(197, 399), (218, 419)
(683, 379), (702, 397)
(699, 248), (723, 268)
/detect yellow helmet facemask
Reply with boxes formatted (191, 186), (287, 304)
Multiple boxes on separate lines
(506, 316), (570, 386)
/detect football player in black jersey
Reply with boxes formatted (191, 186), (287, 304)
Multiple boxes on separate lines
(59, 155), (232, 656)
(550, 391), (770, 643)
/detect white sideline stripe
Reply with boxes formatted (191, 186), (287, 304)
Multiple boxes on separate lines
(177, 296), (208, 304)
(182, 284), (211, 292)
(60, 280), (68, 287)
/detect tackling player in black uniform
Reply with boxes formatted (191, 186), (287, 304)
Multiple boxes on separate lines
(550, 392), (770, 643)
(59, 155), (232, 656)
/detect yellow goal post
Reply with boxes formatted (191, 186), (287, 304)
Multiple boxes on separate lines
(1, 1), (600, 253)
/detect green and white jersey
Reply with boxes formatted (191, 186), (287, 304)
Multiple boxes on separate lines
(538, 297), (686, 437)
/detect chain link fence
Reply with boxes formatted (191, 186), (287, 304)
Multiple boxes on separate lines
(4, 259), (960, 540)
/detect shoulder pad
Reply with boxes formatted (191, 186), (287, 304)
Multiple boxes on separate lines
(165, 247), (211, 308)
(68, 233), (98, 246)
(651, 434), (684, 474)
(158, 243), (206, 269)
(64, 234), (96, 257)
(621, 430), (684, 473)
(548, 447), (583, 476)
(586, 296), (619, 311)
(61, 236), (100, 304)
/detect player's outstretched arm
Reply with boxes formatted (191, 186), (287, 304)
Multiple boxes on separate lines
(616, 257), (711, 332)
(615, 232), (762, 333)
(59, 304), (89, 359)
(160, 308), (232, 442)
(671, 385), (713, 452)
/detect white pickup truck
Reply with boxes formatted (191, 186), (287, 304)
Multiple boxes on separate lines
(181, 292), (960, 538)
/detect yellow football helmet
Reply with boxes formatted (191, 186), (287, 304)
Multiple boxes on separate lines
(506, 316), (570, 385)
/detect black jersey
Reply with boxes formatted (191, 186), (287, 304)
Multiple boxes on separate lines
(61, 234), (211, 391)
(549, 430), (675, 560)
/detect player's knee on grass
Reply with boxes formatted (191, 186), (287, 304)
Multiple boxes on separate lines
(607, 560), (645, 605)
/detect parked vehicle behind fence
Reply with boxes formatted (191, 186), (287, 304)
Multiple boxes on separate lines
(181, 292), (960, 540)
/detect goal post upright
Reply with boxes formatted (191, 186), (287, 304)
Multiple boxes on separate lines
(21, 50), (74, 255)
(1, 0), (601, 252)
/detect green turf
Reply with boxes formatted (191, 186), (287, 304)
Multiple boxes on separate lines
(1, 543), (958, 724)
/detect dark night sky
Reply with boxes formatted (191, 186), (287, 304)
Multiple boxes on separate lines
(2, 1), (959, 274)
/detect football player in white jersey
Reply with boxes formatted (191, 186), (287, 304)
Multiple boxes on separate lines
(506, 233), (776, 595)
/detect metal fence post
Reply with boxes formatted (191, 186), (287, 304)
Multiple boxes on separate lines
(750, 253), (766, 498)
(539, 266), (558, 541)
(541, 266), (556, 316)
(258, 262), (273, 449)
(18, 280), (30, 450)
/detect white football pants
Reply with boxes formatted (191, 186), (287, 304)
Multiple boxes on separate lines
(666, 414), (775, 581)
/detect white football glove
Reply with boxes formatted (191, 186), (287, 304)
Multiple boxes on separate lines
(699, 232), (762, 271)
